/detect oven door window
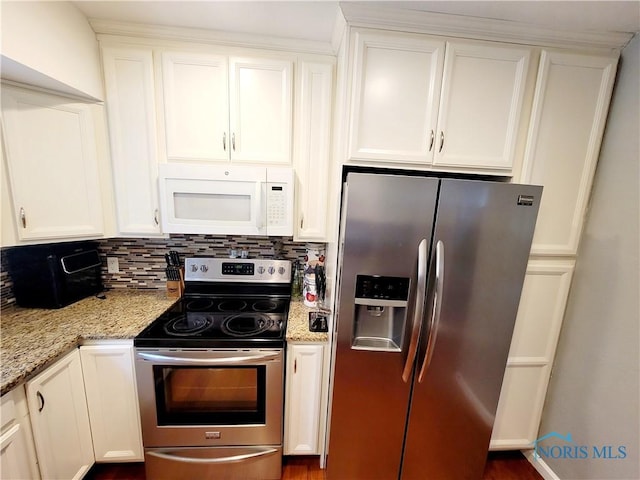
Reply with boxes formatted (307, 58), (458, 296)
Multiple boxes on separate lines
(154, 365), (266, 425)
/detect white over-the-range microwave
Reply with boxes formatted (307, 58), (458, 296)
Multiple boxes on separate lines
(158, 163), (294, 236)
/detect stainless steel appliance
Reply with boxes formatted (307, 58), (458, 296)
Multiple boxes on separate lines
(134, 257), (291, 480)
(327, 171), (542, 479)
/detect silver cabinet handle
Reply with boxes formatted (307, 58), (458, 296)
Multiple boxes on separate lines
(19, 207), (26, 228)
(154, 209), (159, 226)
(439, 131), (444, 153)
(232, 133), (236, 151)
(429, 130), (434, 152)
(402, 239), (428, 383)
(418, 240), (445, 383)
(147, 447), (278, 465)
(223, 132), (227, 151)
(37, 391), (45, 412)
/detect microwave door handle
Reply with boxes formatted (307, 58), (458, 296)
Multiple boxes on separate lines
(401, 238), (428, 383)
(418, 240), (445, 383)
(136, 351), (281, 365)
(257, 182), (266, 233)
(147, 447), (279, 465)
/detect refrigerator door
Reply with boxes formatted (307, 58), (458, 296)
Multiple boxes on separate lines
(401, 179), (541, 479)
(327, 172), (439, 480)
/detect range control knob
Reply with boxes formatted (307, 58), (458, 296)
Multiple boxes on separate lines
(268, 266), (276, 275)
(190, 264), (198, 272)
(278, 266), (286, 275)
(200, 265), (208, 273)
(257, 266), (265, 274)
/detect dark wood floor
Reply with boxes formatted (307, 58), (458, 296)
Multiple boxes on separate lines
(86, 451), (542, 479)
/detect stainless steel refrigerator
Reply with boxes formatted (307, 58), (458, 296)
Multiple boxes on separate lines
(327, 171), (542, 480)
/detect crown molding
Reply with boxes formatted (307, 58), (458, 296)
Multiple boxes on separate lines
(339, 3), (633, 51)
(88, 19), (336, 56)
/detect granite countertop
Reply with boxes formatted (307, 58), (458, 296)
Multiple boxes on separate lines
(287, 300), (329, 343)
(0, 290), (176, 395)
(1, 293), (328, 396)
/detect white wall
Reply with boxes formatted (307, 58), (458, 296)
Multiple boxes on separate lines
(538, 34), (639, 479)
(1, 1), (103, 100)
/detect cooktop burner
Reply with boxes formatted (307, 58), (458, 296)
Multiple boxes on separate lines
(135, 257), (292, 349)
(135, 296), (289, 348)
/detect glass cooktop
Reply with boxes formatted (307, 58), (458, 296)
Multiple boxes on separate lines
(134, 296), (289, 348)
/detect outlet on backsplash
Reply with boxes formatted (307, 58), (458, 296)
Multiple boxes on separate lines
(107, 257), (120, 273)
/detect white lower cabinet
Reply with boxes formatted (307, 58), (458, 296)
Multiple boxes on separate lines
(80, 342), (144, 462)
(490, 259), (575, 449)
(284, 343), (324, 455)
(25, 349), (94, 480)
(0, 388), (40, 480)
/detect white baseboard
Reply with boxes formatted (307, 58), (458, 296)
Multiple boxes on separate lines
(522, 449), (561, 480)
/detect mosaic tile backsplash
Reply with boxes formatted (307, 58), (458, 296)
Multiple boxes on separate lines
(1, 235), (317, 309)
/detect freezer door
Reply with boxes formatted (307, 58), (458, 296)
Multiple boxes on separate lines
(401, 179), (541, 479)
(327, 172), (439, 480)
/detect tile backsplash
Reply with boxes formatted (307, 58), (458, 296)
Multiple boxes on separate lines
(0, 235), (315, 309)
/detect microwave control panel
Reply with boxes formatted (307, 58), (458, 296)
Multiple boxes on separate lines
(267, 184), (287, 227)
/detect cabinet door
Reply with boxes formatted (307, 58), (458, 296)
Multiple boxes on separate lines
(229, 56), (293, 164)
(1, 87), (104, 240)
(102, 46), (162, 236)
(348, 29), (444, 164)
(521, 51), (618, 255)
(284, 344), (324, 455)
(26, 349), (94, 480)
(1, 389), (40, 480)
(80, 343), (143, 462)
(433, 42), (531, 170)
(490, 259), (574, 449)
(294, 60), (334, 241)
(161, 51), (229, 162)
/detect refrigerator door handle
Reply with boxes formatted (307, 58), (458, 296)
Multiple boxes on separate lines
(401, 238), (429, 383)
(418, 240), (445, 383)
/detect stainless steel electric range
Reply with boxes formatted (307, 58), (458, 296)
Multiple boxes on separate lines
(134, 257), (291, 480)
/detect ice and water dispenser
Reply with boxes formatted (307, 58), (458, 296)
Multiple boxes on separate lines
(352, 275), (410, 352)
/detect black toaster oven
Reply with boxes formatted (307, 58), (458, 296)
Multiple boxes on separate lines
(5, 241), (103, 309)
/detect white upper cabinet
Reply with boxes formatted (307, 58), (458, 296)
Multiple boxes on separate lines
(520, 51), (618, 255)
(434, 41), (531, 170)
(161, 51), (229, 162)
(347, 28), (533, 172)
(1, 86), (105, 241)
(229, 57), (293, 164)
(294, 60), (334, 241)
(102, 45), (163, 236)
(161, 51), (293, 165)
(348, 29), (444, 163)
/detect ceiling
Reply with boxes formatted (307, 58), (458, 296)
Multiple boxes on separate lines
(74, 1), (640, 45)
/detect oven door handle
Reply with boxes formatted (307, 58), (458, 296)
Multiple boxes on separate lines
(146, 447), (279, 464)
(136, 351), (281, 365)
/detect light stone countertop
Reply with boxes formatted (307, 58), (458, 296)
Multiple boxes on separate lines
(286, 300), (329, 343)
(0, 289), (176, 395)
(1, 292), (328, 396)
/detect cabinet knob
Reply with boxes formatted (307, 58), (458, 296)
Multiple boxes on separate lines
(19, 207), (26, 228)
(294, 358), (297, 374)
(223, 132), (227, 151)
(232, 133), (236, 152)
(439, 131), (445, 153)
(429, 130), (434, 152)
(154, 208), (159, 226)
